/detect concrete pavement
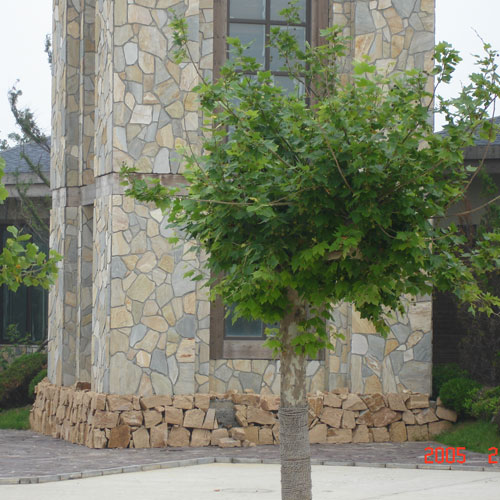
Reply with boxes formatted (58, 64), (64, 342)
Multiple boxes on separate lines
(1, 463), (500, 500)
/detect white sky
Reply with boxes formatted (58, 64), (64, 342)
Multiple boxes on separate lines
(0, 0), (499, 140)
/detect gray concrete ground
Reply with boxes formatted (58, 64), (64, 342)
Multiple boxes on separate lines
(1, 430), (500, 499)
(1, 463), (500, 500)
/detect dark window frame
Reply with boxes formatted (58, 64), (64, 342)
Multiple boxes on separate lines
(210, 0), (329, 359)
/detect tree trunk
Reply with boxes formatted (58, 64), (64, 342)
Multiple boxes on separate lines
(279, 288), (311, 500)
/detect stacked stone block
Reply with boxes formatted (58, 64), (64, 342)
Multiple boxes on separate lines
(31, 379), (456, 449)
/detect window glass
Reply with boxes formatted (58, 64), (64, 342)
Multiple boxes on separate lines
(230, 0), (266, 20)
(269, 25), (306, 71)
(273, 75), (304, 96)
(228, 23), (266, 66)
(270, 0), (306, 21)
(224, 305), (264, 338)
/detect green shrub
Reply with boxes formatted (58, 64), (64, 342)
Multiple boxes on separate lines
(0, 352), (47, 409)
(0, 406), (31, 430)
(439, 376), (481, 417)
(28, 368), (47, 399)
(433, 363), (470, 400)
(465, 386), (500, 421)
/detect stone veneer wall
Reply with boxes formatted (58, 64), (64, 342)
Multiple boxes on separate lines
(48, 0), (435, 396)
(31, 380), (456, 449)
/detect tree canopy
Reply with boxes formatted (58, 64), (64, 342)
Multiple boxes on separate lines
(123, 23), (500, 356)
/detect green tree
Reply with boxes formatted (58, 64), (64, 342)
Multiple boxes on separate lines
(0, 156), (59, 292)
(123, 12), (500, 500)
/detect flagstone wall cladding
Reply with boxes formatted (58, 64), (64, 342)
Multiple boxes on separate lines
(48, 1), (434, 396)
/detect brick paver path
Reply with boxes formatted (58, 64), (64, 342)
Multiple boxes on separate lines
(1, 429), (499, 483)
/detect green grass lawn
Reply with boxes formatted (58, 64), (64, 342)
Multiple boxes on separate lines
(0, 406), (31, 430)
(434, 420), (500, 455)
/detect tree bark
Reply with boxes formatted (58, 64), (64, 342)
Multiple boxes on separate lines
(279, 288), (311, 500)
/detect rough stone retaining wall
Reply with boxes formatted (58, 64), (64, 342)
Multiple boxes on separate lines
(31, 379), (457, 449)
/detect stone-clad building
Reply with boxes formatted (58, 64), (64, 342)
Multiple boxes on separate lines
(48, 0), (435, 397)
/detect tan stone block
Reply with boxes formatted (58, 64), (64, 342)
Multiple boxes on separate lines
(142, 315), (168, 332)
(183, 408), (205, 429)
(150, 422), (169, 447)
(352, 425), (371, 443)
(309, 423), (327, 444)
(202, 408), (216, 430)
(323, 393), (342, 408)
(164, 406), (184, 425)
(352, 309), (377, 334)
(406, 394), (429, 410)
(259, 427), (274, 445)
(176, 339), (195, 363)
(384, 7), (404, 33)
(421, 0), (434, 13)
(195, 394), (210, 410)
(436, 406), (457, 423)
(218, 437), (240, 448)
(406, 424), (429, 441)
(387, 393), (407, 412)
(211, 428), (229, 446)
(141, 395), (173, 410)
(120, 411), (143, 427)
(136, 350), (151, 368)
(92, 393), (107, 411)
(428, 420), (453, 437)
(391, 35), (405, 58)
(308, 396), (324, 417)
(343, 394), (368, 411)
(232, 393), (260, 406)
(355, 33), (375, 59)
(364, 375), (383, 394)
(319, 407), (343, 428)
(362, 393), (386, 412)
(356, 410), (374, 426)
(191, 429), (211, 447)
(108, 425), (131, 448)
(156, 124), (174, 148)
(230, 427), (247, 441)
(173, 395), (194, 410)
(158, 255), (174, 273)
(342, 410), (356, 430)
(107, 395), (134, 412)
(385, 339), (399, 356)
(132, 427), (151, 448)
(110, 306), (133, 328)
(372, 407), (401, 427)
(92, 428), (108, 449)
(128, 4), (152, 24)
(260, 395), (280, 411)
(402, 410), (416, 425)
(327, 428), (352, 444)
(389, 421), (407, 442)
(168, 426), (190, 447)
(415, 408), (438, 425)
(242, 426), (258, 444)
(93, 411), (119, 429)
(144, 410), (163, 428)
(247, 407), (277, 425)
(371, 427), (390, 442)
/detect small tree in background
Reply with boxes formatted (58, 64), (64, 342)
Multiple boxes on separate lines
(123, 9), (500, 500)
(0, 156), (59, 292)
(0, 35), (52, 244)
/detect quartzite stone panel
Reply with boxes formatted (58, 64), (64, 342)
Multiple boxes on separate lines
(328, 0), (435, 395)
(48, 0), (435, 396)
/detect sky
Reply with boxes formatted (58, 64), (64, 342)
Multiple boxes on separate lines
(0, 0), (499, 140)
